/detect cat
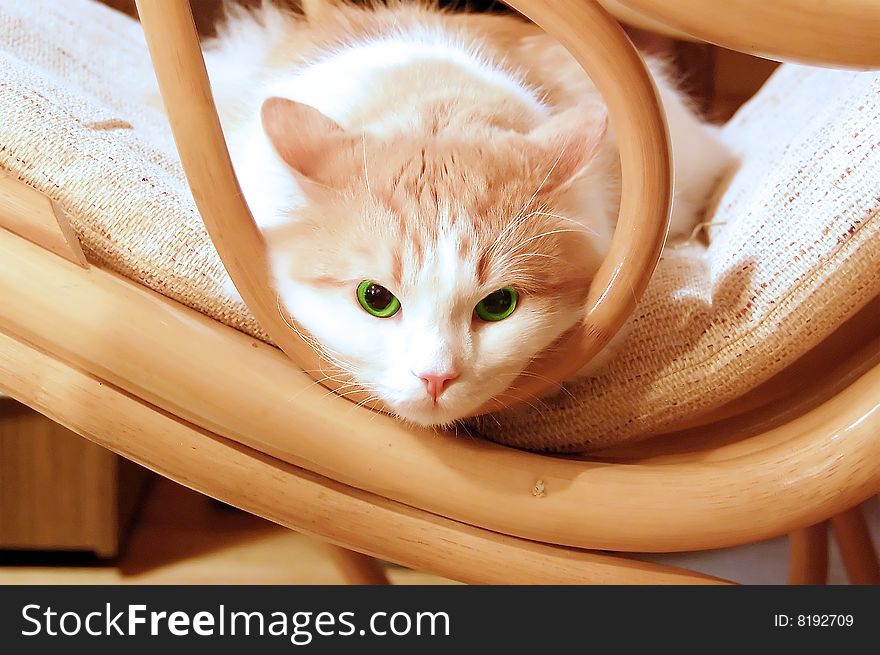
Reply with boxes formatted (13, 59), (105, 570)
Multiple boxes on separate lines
(187, 0), (730, 427)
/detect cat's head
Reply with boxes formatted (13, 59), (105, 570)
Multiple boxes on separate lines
(257, 97), (611, 426)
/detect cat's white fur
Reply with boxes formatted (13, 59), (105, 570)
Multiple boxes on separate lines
(190, 2), (730, 425)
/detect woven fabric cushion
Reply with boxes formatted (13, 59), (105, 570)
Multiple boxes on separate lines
(0, 0), (268, 341)
(469, 63), (880, 450)
(1, 0), (878, 451)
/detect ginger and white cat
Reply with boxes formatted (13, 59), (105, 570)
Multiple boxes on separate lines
(190, 0), (729, 426)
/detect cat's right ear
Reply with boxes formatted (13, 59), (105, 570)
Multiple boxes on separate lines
(527, 104), (608, 190)
(260, 97), (355, 185)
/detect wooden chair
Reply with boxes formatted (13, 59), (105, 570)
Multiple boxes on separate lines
(0, 0), (877, 584)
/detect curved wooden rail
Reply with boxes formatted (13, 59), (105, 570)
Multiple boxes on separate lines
(617, 0), (880, 68)
(2, 229), (878, 553)
(0, 329), (724, 585)
(135, 0), (672, 415)
(134, 0), (325, 387)
(598, 0), (697, 41)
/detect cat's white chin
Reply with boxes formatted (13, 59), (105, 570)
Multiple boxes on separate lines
(389, 396), (484, 428)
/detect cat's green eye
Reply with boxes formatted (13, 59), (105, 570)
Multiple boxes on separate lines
(475, 287), (518, 322)
(357, 280), (401, 318)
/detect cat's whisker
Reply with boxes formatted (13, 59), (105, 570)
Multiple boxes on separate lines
(295, 372), (352, 387)
(486, 198), (555, 246)
(284, 369), (363, 404)
(297, 362), (358, 380)
(496, 369), (577, 401)
(445, 420), (479, 443)
(348, 394), (382, 417)
(361, 127), (375, 200)
(275, 297), (328, 355)
(297, 367), (354, 381)
(313, 348), (354, 373)
(512, 138), (569, 223)
(452, 421), (481, 442)
(363, 404), (384, 425)
(300, 339), (361, 383)
(315, 372), (363, 394)
(494, 385), (555, 411)
(277, 300), (356, 375)
(513, 227), (584, 247)
(506, 252), (566, 264)
(319, 385), (370, 405)
(284, 378), (331, 404)
(478, 411), (504, 429)
(331, 388), (370, 403)
(488, 391), (551, 420)
(525, 209), (571, 222)
(488, 204), (558, 256)
(321, 378), (362, 394)
(527, 211), (599, 237)
(490, 208), (537, 250)
(282, 314), (356, 379)
(487, 207), (595, 266)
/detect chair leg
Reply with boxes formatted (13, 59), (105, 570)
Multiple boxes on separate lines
(788, 522), (829, 585)
(831, 504), (880, 585)
(326, 545), (391, 585)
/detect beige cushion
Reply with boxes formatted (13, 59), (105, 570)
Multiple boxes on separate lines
(470, 64), (880, 450)
(0, 0), (268, 342)
(2, 0), (878, 451)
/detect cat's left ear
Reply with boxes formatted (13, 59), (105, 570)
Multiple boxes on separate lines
(260, 96), (357, 184)
(528, 105), (608, 189)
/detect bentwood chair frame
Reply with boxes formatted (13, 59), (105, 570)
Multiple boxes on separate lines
(0, 0), (877, 584)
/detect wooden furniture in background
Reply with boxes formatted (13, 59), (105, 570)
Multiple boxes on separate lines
(0, 478), (455, 584)
(711, 48), (779, 121)
(0, 398), (152, 557)
(788, 523), (829, 585)
(98, 0), (231, 35)
(0, 175), (150, 559)
(831, 506), (880, 585)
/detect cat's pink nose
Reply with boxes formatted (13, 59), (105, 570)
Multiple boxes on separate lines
(419, 371), (459, 402)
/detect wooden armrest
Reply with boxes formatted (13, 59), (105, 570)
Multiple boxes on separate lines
(614, 0), (880, 68)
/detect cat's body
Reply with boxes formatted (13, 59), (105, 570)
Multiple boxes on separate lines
(186, 1), (729, 426)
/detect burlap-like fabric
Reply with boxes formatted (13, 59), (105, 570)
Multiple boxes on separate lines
(469, 64), (880, 450)
(0, 0), (268, 341)
(1, 0), (878, 451)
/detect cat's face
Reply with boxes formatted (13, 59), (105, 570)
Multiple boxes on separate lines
(259, 98), (608, 426)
